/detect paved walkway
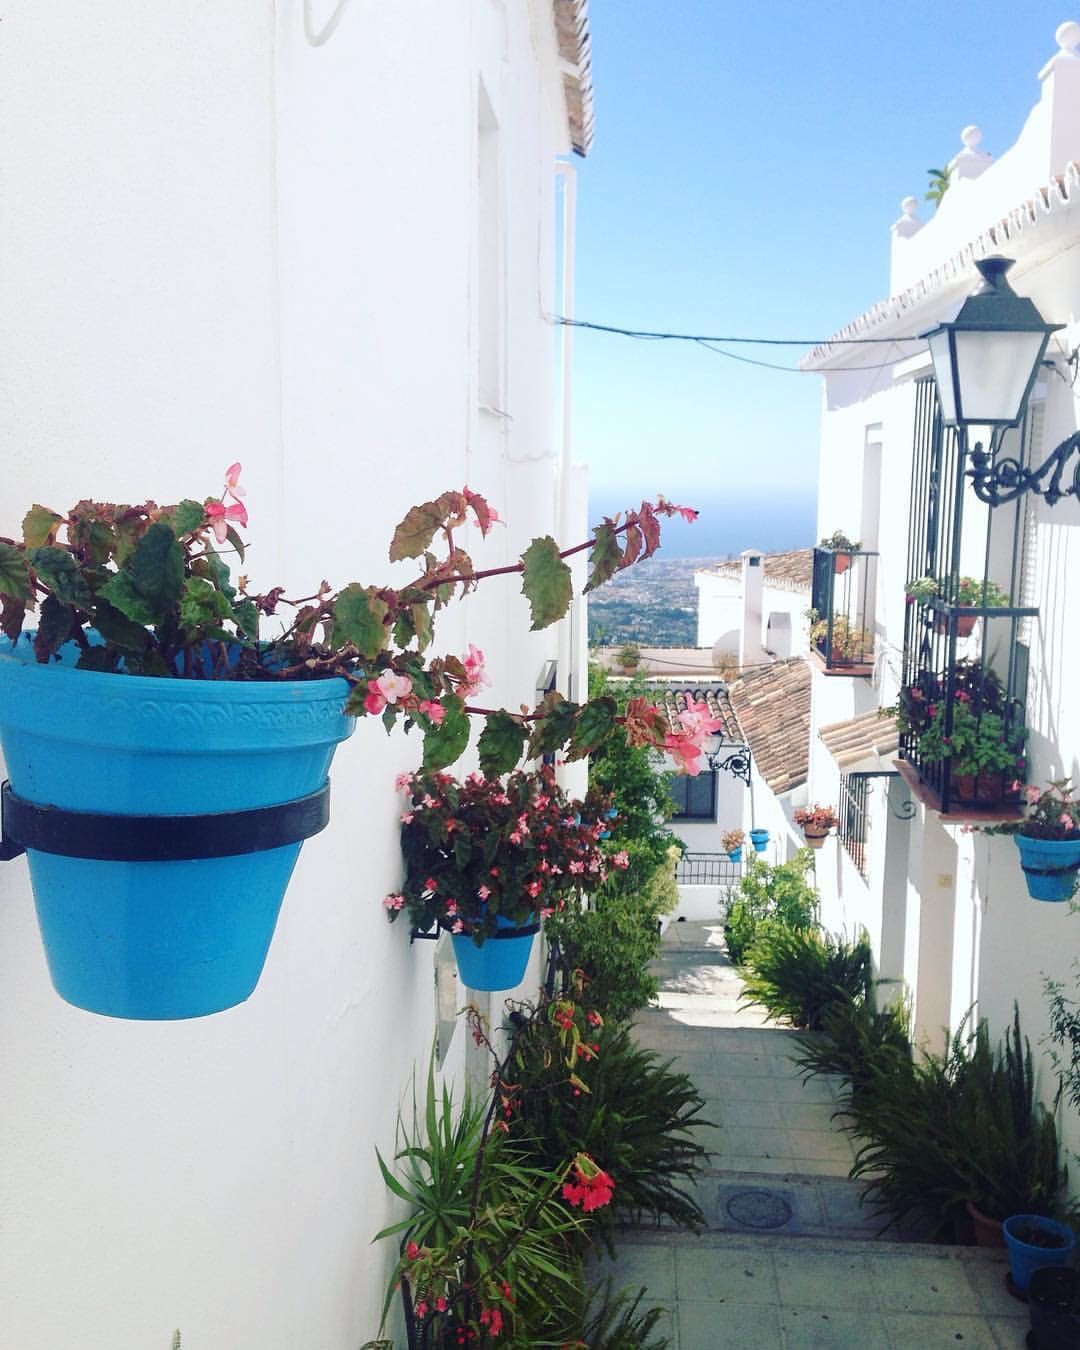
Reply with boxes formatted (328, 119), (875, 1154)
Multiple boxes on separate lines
(593, 920), (1029, 1349)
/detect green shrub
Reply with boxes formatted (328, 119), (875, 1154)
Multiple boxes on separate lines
(792, 992), (911, 1099)
(509, 1020), (712, 1246)
(741, 928), (872, 1030)
(546, 887), (663, 1023)
(723, 849), (818, 965)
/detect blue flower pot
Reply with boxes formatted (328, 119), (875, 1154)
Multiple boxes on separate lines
(0, 638), (352, 1019)
(749, 829), (769, 854)
(451, 914), (539, 992)
(1003, 1214), (1076, 1294)
(1015, 835), (1080, 902)
(727, 847), (743, 863)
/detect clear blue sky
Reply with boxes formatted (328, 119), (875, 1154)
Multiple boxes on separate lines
(574, 0), (1070, 510)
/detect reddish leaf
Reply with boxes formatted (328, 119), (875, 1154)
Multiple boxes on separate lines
(584, 522), (621, 594)
(636, 502), (662, 558)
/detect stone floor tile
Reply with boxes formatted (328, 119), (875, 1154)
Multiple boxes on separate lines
(780, 1307), (892, 1349)
(677, 1299), (782, 1350)
(712, 1154), (803, 1175)
(960, 1257), (1024, 1318)
(988, 1316), (1031, 1348)
(884, 1312), (1000, 1348)
(817, 1181), (881, 1233)
(593, 1243), (675, 1300)
(711, 1096), (782, 1128)
(710, 1051), (782, 1078)
(772, 1248), (873, 1308)
(785, 1127), (856, 1162)
(777, 1098), (847, 1130)
(715, 1124), (791, 1159)
(868, 1254), (983, 1314)
(674, 1245), (777, 1303)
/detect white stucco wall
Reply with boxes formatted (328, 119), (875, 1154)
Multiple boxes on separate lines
(0, 4), (580, 1348)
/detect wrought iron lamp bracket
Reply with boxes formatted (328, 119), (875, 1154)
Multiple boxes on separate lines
(968, 431), (1080, 507)
(706, 745), (752, 787)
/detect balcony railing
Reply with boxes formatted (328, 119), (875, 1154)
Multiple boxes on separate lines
(810, 547), (878, 674)
(675, 852), (743, 886)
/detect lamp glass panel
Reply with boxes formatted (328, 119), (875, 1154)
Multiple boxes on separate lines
(952, 329), (1046, 424)
(927, 330), (958, 423)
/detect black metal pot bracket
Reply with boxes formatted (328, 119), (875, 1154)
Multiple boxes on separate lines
(0, 780), (330, 863)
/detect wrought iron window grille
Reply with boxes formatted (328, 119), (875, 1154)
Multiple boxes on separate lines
(838, 771), (912, 880)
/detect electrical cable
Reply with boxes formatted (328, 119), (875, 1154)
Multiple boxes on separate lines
(552, 315), (921, 347)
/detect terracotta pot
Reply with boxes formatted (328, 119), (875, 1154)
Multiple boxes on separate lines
(951, 771), (1007, 805)
(966, 1201), (1006, 1249)
(834, 555), (850, 575)
(934, 614), (977, 638)
(802, 829), (829, 849)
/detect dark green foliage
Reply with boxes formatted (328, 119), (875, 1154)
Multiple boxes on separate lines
(564, 1282), (669, 1350)
(723, 850), (818, 965)
(741, 928), (872, 1030)
(792, 993), (911, 1100)
(844, 1008), (1069, 1236)
(1046, 968), (1080, 1113)
(509, 1020), (712, 1245)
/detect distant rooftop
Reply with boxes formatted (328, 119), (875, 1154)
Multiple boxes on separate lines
(820, 709), (899, 771)
(700, 549), (814, 595)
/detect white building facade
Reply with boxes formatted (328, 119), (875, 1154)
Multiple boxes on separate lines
(801, 19), (1080, 1148)
(0, 4), (591, 1347)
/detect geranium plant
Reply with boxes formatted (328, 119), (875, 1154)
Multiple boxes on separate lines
(904, 576), (1010, 607)
(986, 780), (1080, 840)
(721, 827), (745, 854)
(0, 467), (711, 775)
(385, 765), (625, 941)
(916, 702), (1026, 778)
(793, 804), (839, 834)
(819, 530), (861, 552)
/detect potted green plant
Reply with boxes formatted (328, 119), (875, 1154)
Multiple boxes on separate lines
(385, 766), (626, 991)
(916, 700), (1025, 804)
(809, 614), (873, 665)
(793, 804), (839, 848)
(0, 469), (703, 1018)
(615, 642), (641, 674)
(820, 530), (861, 574)
(986, 780), (1080, 902)
(721, 827), (745, 863)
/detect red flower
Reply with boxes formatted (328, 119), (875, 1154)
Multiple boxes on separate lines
(561, 1153), (615, 1212)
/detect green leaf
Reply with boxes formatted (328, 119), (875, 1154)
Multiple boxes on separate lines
(421, 696), (470, 771)
(584, 522), (622, 593)
(567, 696), (617, 760)
(333, 583), (389, 660)
(171, 499), (206, 535)
(0, 542), (33, 603)
(76, 645), (119, 672)
(26, 547), (94, 609)
(33, 595), (75, 660)
(0, 595), (26, 642)
(21, 505), (62, 549)
(179, 576), (233, 631)
(389, 501), (446, 562)
(520, 536), (573, 630)
(130, 521), (185, 612)
(231, 598), (259, 638)
(527, 693), (579, 758)
(98, 571), (161, 626)
(225, 525), (245, 564)
(92, 599), (151, 653)
(477, 711), (528, 776)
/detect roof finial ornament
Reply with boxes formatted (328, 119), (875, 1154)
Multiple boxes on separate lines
(1055, 20), (1080, 54)
(949, 124), (992, 181)
(892, 196), (923, 239)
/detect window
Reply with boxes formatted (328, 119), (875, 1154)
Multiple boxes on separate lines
(670, 772), (717, 821)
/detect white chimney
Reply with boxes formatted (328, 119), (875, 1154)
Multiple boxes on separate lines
(738, 550), (767, 669)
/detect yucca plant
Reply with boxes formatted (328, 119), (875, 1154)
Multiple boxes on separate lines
(792, 991), (910, 1101)
(741, 928), (872, 1030)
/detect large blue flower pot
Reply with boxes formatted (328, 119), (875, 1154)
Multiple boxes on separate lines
(1015, 835), (1080, 902)
(451, 914), (539, 992)
(749, 829), (769, 854)
(0, 638), (352, 1019)
(1003, 1214), (1076, 1294)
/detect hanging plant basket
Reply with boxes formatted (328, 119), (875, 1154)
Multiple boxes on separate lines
(726, 846), (743, 863)
(749, 828), (769, 853)
(802, 828), (829, 850)
(1014, 835), (1080, 903)
(0, 639), (352, 1020)
(449, 914), (539, 992)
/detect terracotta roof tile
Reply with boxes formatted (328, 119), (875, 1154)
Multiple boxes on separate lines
(705, 549), (814, 594)
(655, 682), (742, 744)
(819, 709), (899, 771)
(727, 658), (811, 794)
(553, 0), (594, 156)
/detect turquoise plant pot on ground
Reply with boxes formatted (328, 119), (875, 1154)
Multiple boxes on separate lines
(0, 638), (352, 1020)
(1015, 835), (1080, 902)
(749, 829), (769, 854)
(1003, 1214), (1076, 1294)
(451, 914), (539, 992)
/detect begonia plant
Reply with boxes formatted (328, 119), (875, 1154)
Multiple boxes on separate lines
(984, 779), (1080, 840)
(0, 466), (715, 774)
(385, 765), (625, 941)
(793, 804), (839, 834)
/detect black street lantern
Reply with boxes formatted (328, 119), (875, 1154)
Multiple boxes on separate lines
(922, 255), (1062, 429)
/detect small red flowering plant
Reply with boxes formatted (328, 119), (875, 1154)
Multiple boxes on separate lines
(793, 804), (839, 833)
(0, 467), (708, 774)
(386, 764), (627, 941)
(983, 779), (1080, 840)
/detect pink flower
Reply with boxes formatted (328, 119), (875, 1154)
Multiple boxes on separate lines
(612, 851), (630, 869)
(540, 906), (554, 918)
(1026, 786), (1043, 804)
(509, 831), (523, 844)
(1010, 779), (1023, 793)
(375, 669), (413, 705)
(435, 1297), (448, 1313)
(422, 794), (438, 808)
(364, 686), (387, 715)
(673, 504), (698, 522)
(525, 880), (542, 898)
(382, 894), (405, 911)
(466, 771), (486, 786)
(405, 1241), (421, 1261)
(1061, 813), (1075, 830)
(477, 884), (491, 900)
(569, 860), (585, 874)
(400, 812), (414, 824)
(458, 643), (490, 699)
(452, 920), (465, 934)
(414, 1300), (428, 1320)
(418, 699), (445, 725)
(394, 772), (414, 791)
(224, 462), (245, 498)
(561, 1156), (615, 1213)
(445, 900), (458, 915)
(424, 877), (438, 892)
(204, 498), (248, 544)
(478, 1307), (504, 1338)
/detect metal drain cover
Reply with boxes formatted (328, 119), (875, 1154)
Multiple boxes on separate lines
(724, 1188), (794, 1229)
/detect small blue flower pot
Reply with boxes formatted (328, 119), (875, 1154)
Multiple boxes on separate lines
(1003, 1214), (1075, 1294)
(1015, 835), (1080, 902)
(0, 638), (352, 1019)
(749, 829), (769, 854)
(451, 914), (539, 992)
(727, 847), (743, 863)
